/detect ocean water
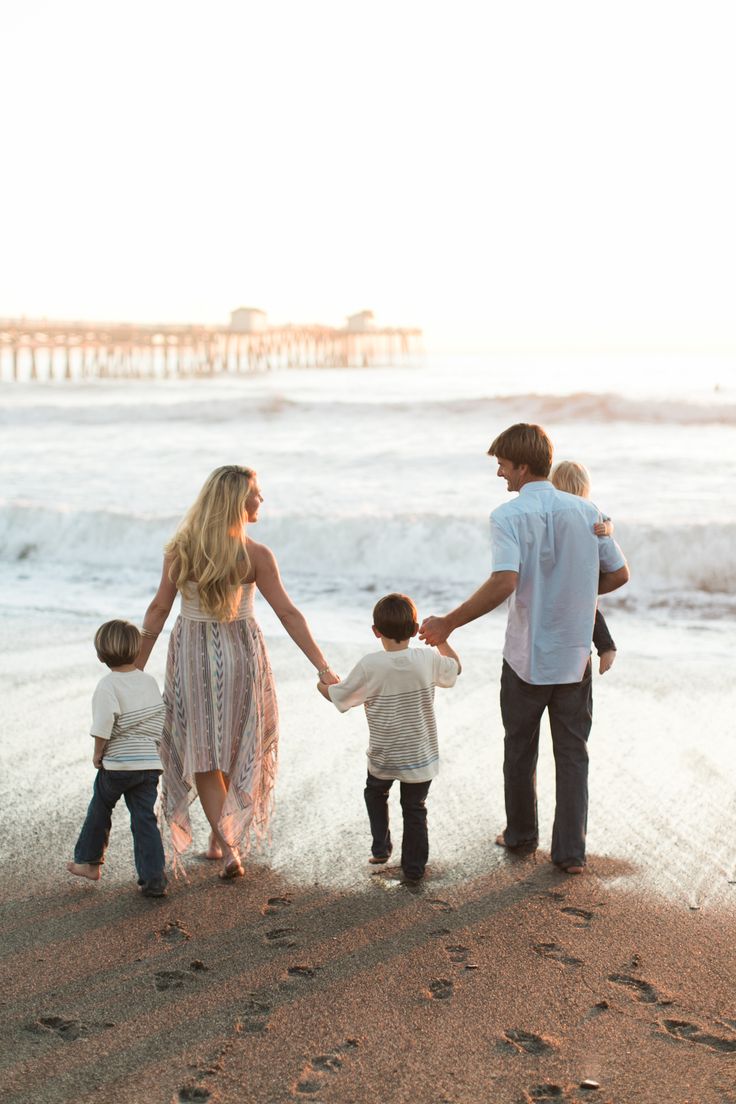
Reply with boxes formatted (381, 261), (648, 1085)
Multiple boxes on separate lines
(1, 352), (735, 904)
(2, 351), (736, 627)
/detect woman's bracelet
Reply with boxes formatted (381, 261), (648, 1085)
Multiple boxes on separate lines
(141, 628), (159, 639)
(317, 665), (331, 679)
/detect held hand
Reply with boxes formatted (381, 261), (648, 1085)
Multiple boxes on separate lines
(593, 520), (613, 537)
(419, 615), (450, 647)
(318, 667), (340, 687)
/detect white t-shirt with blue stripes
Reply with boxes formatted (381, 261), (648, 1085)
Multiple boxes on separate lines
(328, 648), (459, 782)
(91, 670), (164, 771)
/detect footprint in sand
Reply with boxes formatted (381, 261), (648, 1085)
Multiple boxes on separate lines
(154, 969), (190, 991)
(560, 906), (594, 927)
(426, 899), (454, 912)
(533, 942), (583, 967)
(287, 965), (318, 979)
(503, 1029), (556, 1055)
(445, 945), (469, 964)
(663, 1019), (736, 1053)
(26, 1015), (88, 1041)
(238, 992), (272, 1034)
(178, 1088), (211, 1102)
(293, 1039), (358, 1096)
(524, 1084), (566, 1102)
(265, 927), (298, 948)
(608, 973), (670, 1006)
(427, 978), (454, 1000)
(262, 896), (292, 916)
(159, 919), (191, 944)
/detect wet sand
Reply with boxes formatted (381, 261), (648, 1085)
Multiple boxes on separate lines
(2, 623), (736, 1102)
(2, 850), (735, 1104)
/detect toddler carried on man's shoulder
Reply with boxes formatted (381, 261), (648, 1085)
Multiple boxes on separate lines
(551, 460), (618, 674)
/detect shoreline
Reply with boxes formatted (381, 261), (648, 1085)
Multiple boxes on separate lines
(2, 852), (734, 1104)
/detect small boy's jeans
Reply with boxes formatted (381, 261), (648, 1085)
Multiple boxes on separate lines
(364, 772), (431, 880)
(74, 768), (165, 884)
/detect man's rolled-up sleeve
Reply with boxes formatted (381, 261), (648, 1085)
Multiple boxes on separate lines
(597, 535), (626, 573)
(490, 514), (520, 572)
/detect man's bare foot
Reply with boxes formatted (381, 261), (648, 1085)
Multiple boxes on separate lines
(205, 832), (223, 860)
(66, 861), (101, 881)
(560, 864), (585, 875)
(599, 649), (616, 674)
(495, 833), (538, 853)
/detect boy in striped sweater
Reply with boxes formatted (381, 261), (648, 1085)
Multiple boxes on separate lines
(66, 620), (167, 897)
(319, 594), (460, 884)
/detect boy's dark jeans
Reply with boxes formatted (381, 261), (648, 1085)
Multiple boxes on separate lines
(500, 659), (592, 869)
(364, 772), (431, 880)
(74, 768), (165, 884)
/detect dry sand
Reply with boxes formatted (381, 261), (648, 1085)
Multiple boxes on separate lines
(2, 847), (735, 1104)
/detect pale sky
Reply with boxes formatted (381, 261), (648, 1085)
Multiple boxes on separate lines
(2, 0), (735, 350)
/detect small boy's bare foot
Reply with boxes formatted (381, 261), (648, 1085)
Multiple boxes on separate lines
(599, 649), (616, 674)
(66, 861), (101, 881)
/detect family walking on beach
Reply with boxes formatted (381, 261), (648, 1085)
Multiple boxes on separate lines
(66, 422), (629, 896)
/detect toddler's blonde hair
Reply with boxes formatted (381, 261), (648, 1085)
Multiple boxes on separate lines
(550, 460), (590, 498)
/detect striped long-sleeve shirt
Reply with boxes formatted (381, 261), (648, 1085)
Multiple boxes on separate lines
(328, 648), (459, 782)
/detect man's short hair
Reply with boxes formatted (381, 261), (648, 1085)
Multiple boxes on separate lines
(95, 619), (141, 666)
(372, 593), (418, 643)
(488, 423), (553, 477)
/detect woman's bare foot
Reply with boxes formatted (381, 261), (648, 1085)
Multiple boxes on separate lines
(66, 861), (101, 881)
(219, 847), (244, 879)
(205, 832), (223, 860)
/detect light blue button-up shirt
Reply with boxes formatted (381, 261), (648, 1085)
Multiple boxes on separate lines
(490, 480), (626, 685)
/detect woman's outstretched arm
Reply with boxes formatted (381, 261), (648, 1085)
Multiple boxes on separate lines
(137, 554), (178, 669)
(253, 544), (338, 684)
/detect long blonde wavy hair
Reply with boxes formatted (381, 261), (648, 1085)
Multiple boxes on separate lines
(166, 465), (255, 621)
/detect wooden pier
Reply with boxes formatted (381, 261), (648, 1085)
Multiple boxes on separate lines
(0, 313), (422, 382)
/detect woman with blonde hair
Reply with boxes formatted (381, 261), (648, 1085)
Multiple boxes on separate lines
(137, 465), (338, 878)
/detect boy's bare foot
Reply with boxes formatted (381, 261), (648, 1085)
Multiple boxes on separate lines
(562, 865), (585, 875)
(66, 861), (101, 881)
(205, 832), (223, 860)
(599, 649), (616, 674)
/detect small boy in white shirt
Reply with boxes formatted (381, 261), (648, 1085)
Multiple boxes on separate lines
(319, 593), (460, 884)
(66, 619), (167, 897)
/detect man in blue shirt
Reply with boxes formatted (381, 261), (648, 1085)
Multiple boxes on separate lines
(420, 423), (629, 873)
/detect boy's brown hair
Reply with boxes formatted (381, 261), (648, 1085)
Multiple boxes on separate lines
(488, 423), (553, 477)
(95, 619), (141, 667)
(372, 593), (418, 644)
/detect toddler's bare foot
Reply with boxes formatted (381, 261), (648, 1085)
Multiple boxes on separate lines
(66, 861), (101, 881)
(599, 649), (616, 674)
(205, 832), (223, 860)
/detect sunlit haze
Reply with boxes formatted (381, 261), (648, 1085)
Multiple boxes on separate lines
(2, 0), (736, 351)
